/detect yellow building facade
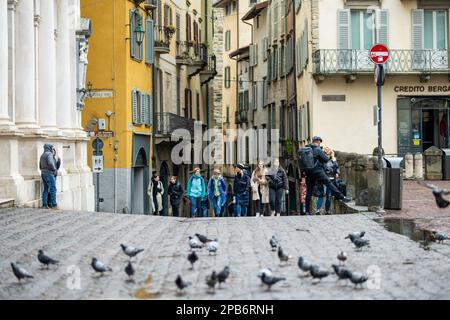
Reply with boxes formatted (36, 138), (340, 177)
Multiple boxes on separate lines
(81, 0), (154, 214)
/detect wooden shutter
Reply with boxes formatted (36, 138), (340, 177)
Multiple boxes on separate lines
(140, 92), (146, 124)
(337, 9), (350, 49)
(146, 18), (154, 64)
(376, 9), (389, 46)
(130, 10), (136, 58)
(132, 90), (138, 124)
(411, 9), (424, 69)
(148, 94), (153, 126)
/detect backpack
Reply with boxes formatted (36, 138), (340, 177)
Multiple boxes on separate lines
(298, 147), (316, 171)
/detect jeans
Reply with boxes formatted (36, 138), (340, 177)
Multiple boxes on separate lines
(234, 204), (248, 217)
(305, 169), (344, 214)
(269, 188), (284, 213)
(190, 197), (202, 218)
(211, 196), (223, 217)
(42, 174), (57, 208)
(316, 185), (332, 213)
(171, 204), (180, 217)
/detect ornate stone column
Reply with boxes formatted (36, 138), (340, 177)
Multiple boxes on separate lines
(0, 0), (12, 130)
(37, 0), (58, 134)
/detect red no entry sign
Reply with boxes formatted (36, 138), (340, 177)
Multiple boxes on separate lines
(369, 44), (390, 64)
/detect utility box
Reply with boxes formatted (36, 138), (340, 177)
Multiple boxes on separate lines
(384, 157), (403, 210)
(442, 149), (450, 181)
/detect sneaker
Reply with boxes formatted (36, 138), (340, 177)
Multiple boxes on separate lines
(51, 206), (61, 211)
(271, 211), (275, 217)
(315, 210), (321, 216)
(325, 211), (331, 215)
(256, 213), (260, 217)
(340, 197), (352, 203)
(276, 213), (281, 217)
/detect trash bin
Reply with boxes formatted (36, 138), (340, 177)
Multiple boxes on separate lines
(442, 149), (450, 181)
(383, 157), (403, 210)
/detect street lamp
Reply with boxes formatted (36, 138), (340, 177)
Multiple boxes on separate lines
(135, 21), (145, 45)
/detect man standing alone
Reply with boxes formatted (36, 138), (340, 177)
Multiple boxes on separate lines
(40, 144), (60, 210)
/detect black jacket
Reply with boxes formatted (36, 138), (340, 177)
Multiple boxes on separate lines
(307, 144), (330, 170)
(266, 167), (289, 190)
(168, 181), (183, 206)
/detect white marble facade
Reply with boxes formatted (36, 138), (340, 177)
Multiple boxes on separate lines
(0, 0), (94, 210)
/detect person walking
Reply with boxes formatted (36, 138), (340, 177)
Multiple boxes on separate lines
(303, 137), (351, 215)
(316, 146), (340, 215)
(233, 163), (251, 217)
(40, 144), (60, 210)
(266, 159), (289, 217)
(168, 176), (183, 217)
(251, 161), (269, 217)
(207, 168), (227, 218)
(186, 168), (206, 218)
(148, 174), (164, 215)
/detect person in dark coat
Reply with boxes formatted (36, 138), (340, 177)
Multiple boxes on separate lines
(266, 158), (289, 217)
(168, 176), (183, 217)
(46, 147), (61, 209)
(40, 144), (59, 210)
(304, 136), (351, 215)
(233, 163), (251, 217)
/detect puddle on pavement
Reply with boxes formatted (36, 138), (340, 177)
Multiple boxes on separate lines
(134, 274), (161, 299)
(376, 218), (435, 249)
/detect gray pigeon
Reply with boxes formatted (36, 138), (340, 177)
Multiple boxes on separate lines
(353, 237), (371, 250)
(310, 265), (330, 282)
(270, 235), (278, 251)
(175, 275), (191, 292)
(332, 264), (352, 283)
(337, 251), (347, 265)
(425, 183), (450, 209)
(278, 246), (291, 264)
(260, 273), (286, 291)
(37, 249), (59, 268)
(345, 231), (365, 240)
(348, 271), (369, 288)
(218, 266), (230, 287)
(297, 256), (313, 274)
(91, 257), (113, 275)
(207, 239), (219, 255)
(120, 244), (144, 259)
(432, 231), (450, 243)
(206, 271), (218, 293)
(257, 268), (272, 279)
(187, 250), (198, 269)
(188, 236), (203, 250)
(124, 261), (135, 279)
(196, 233), (213, 245)
(11, 262), (34, 282)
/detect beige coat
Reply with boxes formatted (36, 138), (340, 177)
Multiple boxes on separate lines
(251, 169), (269, 204)
(148, 180), (164, 214)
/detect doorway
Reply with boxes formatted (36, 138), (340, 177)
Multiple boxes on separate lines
(131, 147), (149, 215)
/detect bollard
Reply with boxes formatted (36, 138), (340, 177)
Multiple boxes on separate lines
(404, 153), (414, 179)
(414, 153), (424, 180)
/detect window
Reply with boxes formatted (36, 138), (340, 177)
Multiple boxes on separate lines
(225, 30), (231, 51)
(224, 66), (231, 88)
(132, 90), (152, 125)
(225, 4), (231, 16)
(145, 18), (154, 64)
(424, 10), (448, 50)
(273, 1), (278, 39)
(252, 83), (258, 110)
(350, 10), (375, 50)
(186, 13), (192, 42)
(130, 9), (143, 60)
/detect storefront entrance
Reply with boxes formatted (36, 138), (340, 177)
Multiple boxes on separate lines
(398, 97), (450, 156)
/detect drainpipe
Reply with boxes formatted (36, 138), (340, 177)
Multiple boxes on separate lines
(205, 0), (210, 180)
(113, 0), (117, 213)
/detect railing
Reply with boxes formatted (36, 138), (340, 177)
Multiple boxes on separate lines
(314, 49), (450, 75)
(154, 25), (174, 51)
(176, 41), (208, 63)
(235, 109), (249, 124)
(154, 112), (195, 137)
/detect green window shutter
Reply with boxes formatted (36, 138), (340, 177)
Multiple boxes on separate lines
(148, 94), (153, 126)
(130, 10), (136, 58)
(146, 18), (154, 64)
(132, 90), (138, 124)
(376, 10), (389, 46)
(337, 9), (350, 49)
(140, 92), (146, 124)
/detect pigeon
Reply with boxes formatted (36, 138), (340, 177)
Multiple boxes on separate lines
(37, 249), (59, 268)
(348, 271), (369, 288)
(196, 233), (213, 245)
(217, 266), (230, 287)
(120, 244), (144, 259)
(206, 271), (218, 293)
(332, 264), (352, 283)
(310, 265), (330, 282)
(175, 275), (191, 292)
(345, 231), (366, 240)
(425, 183), (450, 208)
(91, 257), (113, 275)
(260, 273), (286, 291)
(432, 231), (450, 244)
(188, 236), (203, 250)
(337, 251), (347, 265)
(353, 237), (371, 250)
(124, 261), (135, 279)
(207, 239), (219, 255)
(11, 262), (34, 282)
(257, 268), (272, 279)
(278, 246), (291, 264)
(297, 257), (313, 275)
(269, 235), (278, 251)
(187, 251), (198, 269)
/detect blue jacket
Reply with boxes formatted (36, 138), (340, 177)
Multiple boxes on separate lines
(207, 176), (227, 204)
(233, 170), (251, 206)
(186, 175), (206, 198)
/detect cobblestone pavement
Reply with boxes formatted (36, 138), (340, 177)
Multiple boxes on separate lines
(1, 208), (450, 300)
(386, 180), (450, 235)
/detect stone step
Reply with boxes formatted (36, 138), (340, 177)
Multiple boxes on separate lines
(0, 198), (15, 209)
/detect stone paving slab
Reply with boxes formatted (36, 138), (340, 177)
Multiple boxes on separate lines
(0, 208), (450, 300)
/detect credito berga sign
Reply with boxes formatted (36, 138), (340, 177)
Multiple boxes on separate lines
(394, 85), (450, 93)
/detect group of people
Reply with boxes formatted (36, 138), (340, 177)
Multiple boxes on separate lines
(149, 135), (350, 218)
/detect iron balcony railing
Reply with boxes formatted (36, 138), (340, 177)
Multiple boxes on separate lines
(176, 41), (207, 63)
(235, 109), (249, 124)
(154, 25), (174, 52)
(313, 49), (450, 75)
(155, 112), (195, 137)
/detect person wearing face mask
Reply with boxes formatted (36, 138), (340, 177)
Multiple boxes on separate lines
(168, 176), (183, 217)
(186, 168), (206, 218)
(207, 168), (227, 218)
(233, 163), (251, 217)
(266, 158), (289, 217)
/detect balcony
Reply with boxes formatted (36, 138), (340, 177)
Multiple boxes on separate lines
(313, 49), (450, 82)
(235, 109), (249, 125)
(200, 54), (217, 85)
(154, 25), (174, 54)
(154, 112), (195, 138)
(176, 41), (202, 65)
(187, 44), (208, 77)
